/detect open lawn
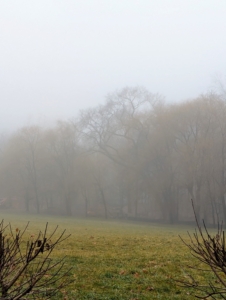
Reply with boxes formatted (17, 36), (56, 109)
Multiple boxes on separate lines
(0, 212), (211, 299)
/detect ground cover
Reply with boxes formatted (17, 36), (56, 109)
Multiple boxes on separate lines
(0, 212), (210, 299)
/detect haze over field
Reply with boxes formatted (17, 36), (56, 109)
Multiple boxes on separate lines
(1, 0), (226, 130)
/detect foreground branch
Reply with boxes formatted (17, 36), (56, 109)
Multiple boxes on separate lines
(179, 200), (226, 299)
(0, 221), (73, 299)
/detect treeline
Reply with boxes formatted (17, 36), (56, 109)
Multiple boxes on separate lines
(0, 87), (226, 224)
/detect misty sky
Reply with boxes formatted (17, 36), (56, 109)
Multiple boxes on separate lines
(1, 0), (226, 130)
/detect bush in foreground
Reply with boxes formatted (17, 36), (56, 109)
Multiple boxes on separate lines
(180, 201), (226, 299)
(0, 220), (72, 299)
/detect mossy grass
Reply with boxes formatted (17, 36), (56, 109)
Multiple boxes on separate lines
(0, 212), (213, 299)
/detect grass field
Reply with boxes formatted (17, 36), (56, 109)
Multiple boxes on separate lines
(0, 212), (212, 299)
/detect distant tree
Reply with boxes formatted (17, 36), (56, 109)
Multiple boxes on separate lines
(79, 86), (163, 218)
(45, 121), (80, 216)
(0, 126), (45, 213)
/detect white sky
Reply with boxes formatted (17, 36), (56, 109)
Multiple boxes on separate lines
(1, 0), (226, 130)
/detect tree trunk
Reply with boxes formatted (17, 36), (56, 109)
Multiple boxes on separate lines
(100, 189), (108, 219)
(65, 193), (72, 216)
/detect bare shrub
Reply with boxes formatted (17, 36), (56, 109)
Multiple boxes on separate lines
(0, 220), (72, 299)
(179, 200), (226, 299)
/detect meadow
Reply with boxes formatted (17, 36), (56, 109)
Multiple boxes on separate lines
(0, 212), (209, 299)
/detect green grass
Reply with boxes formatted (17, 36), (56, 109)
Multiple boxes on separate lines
(0, 212), (211, 299)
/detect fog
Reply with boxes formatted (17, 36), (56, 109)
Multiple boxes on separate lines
(0, 88), (225, 224)
(1, 0), (226, 130)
